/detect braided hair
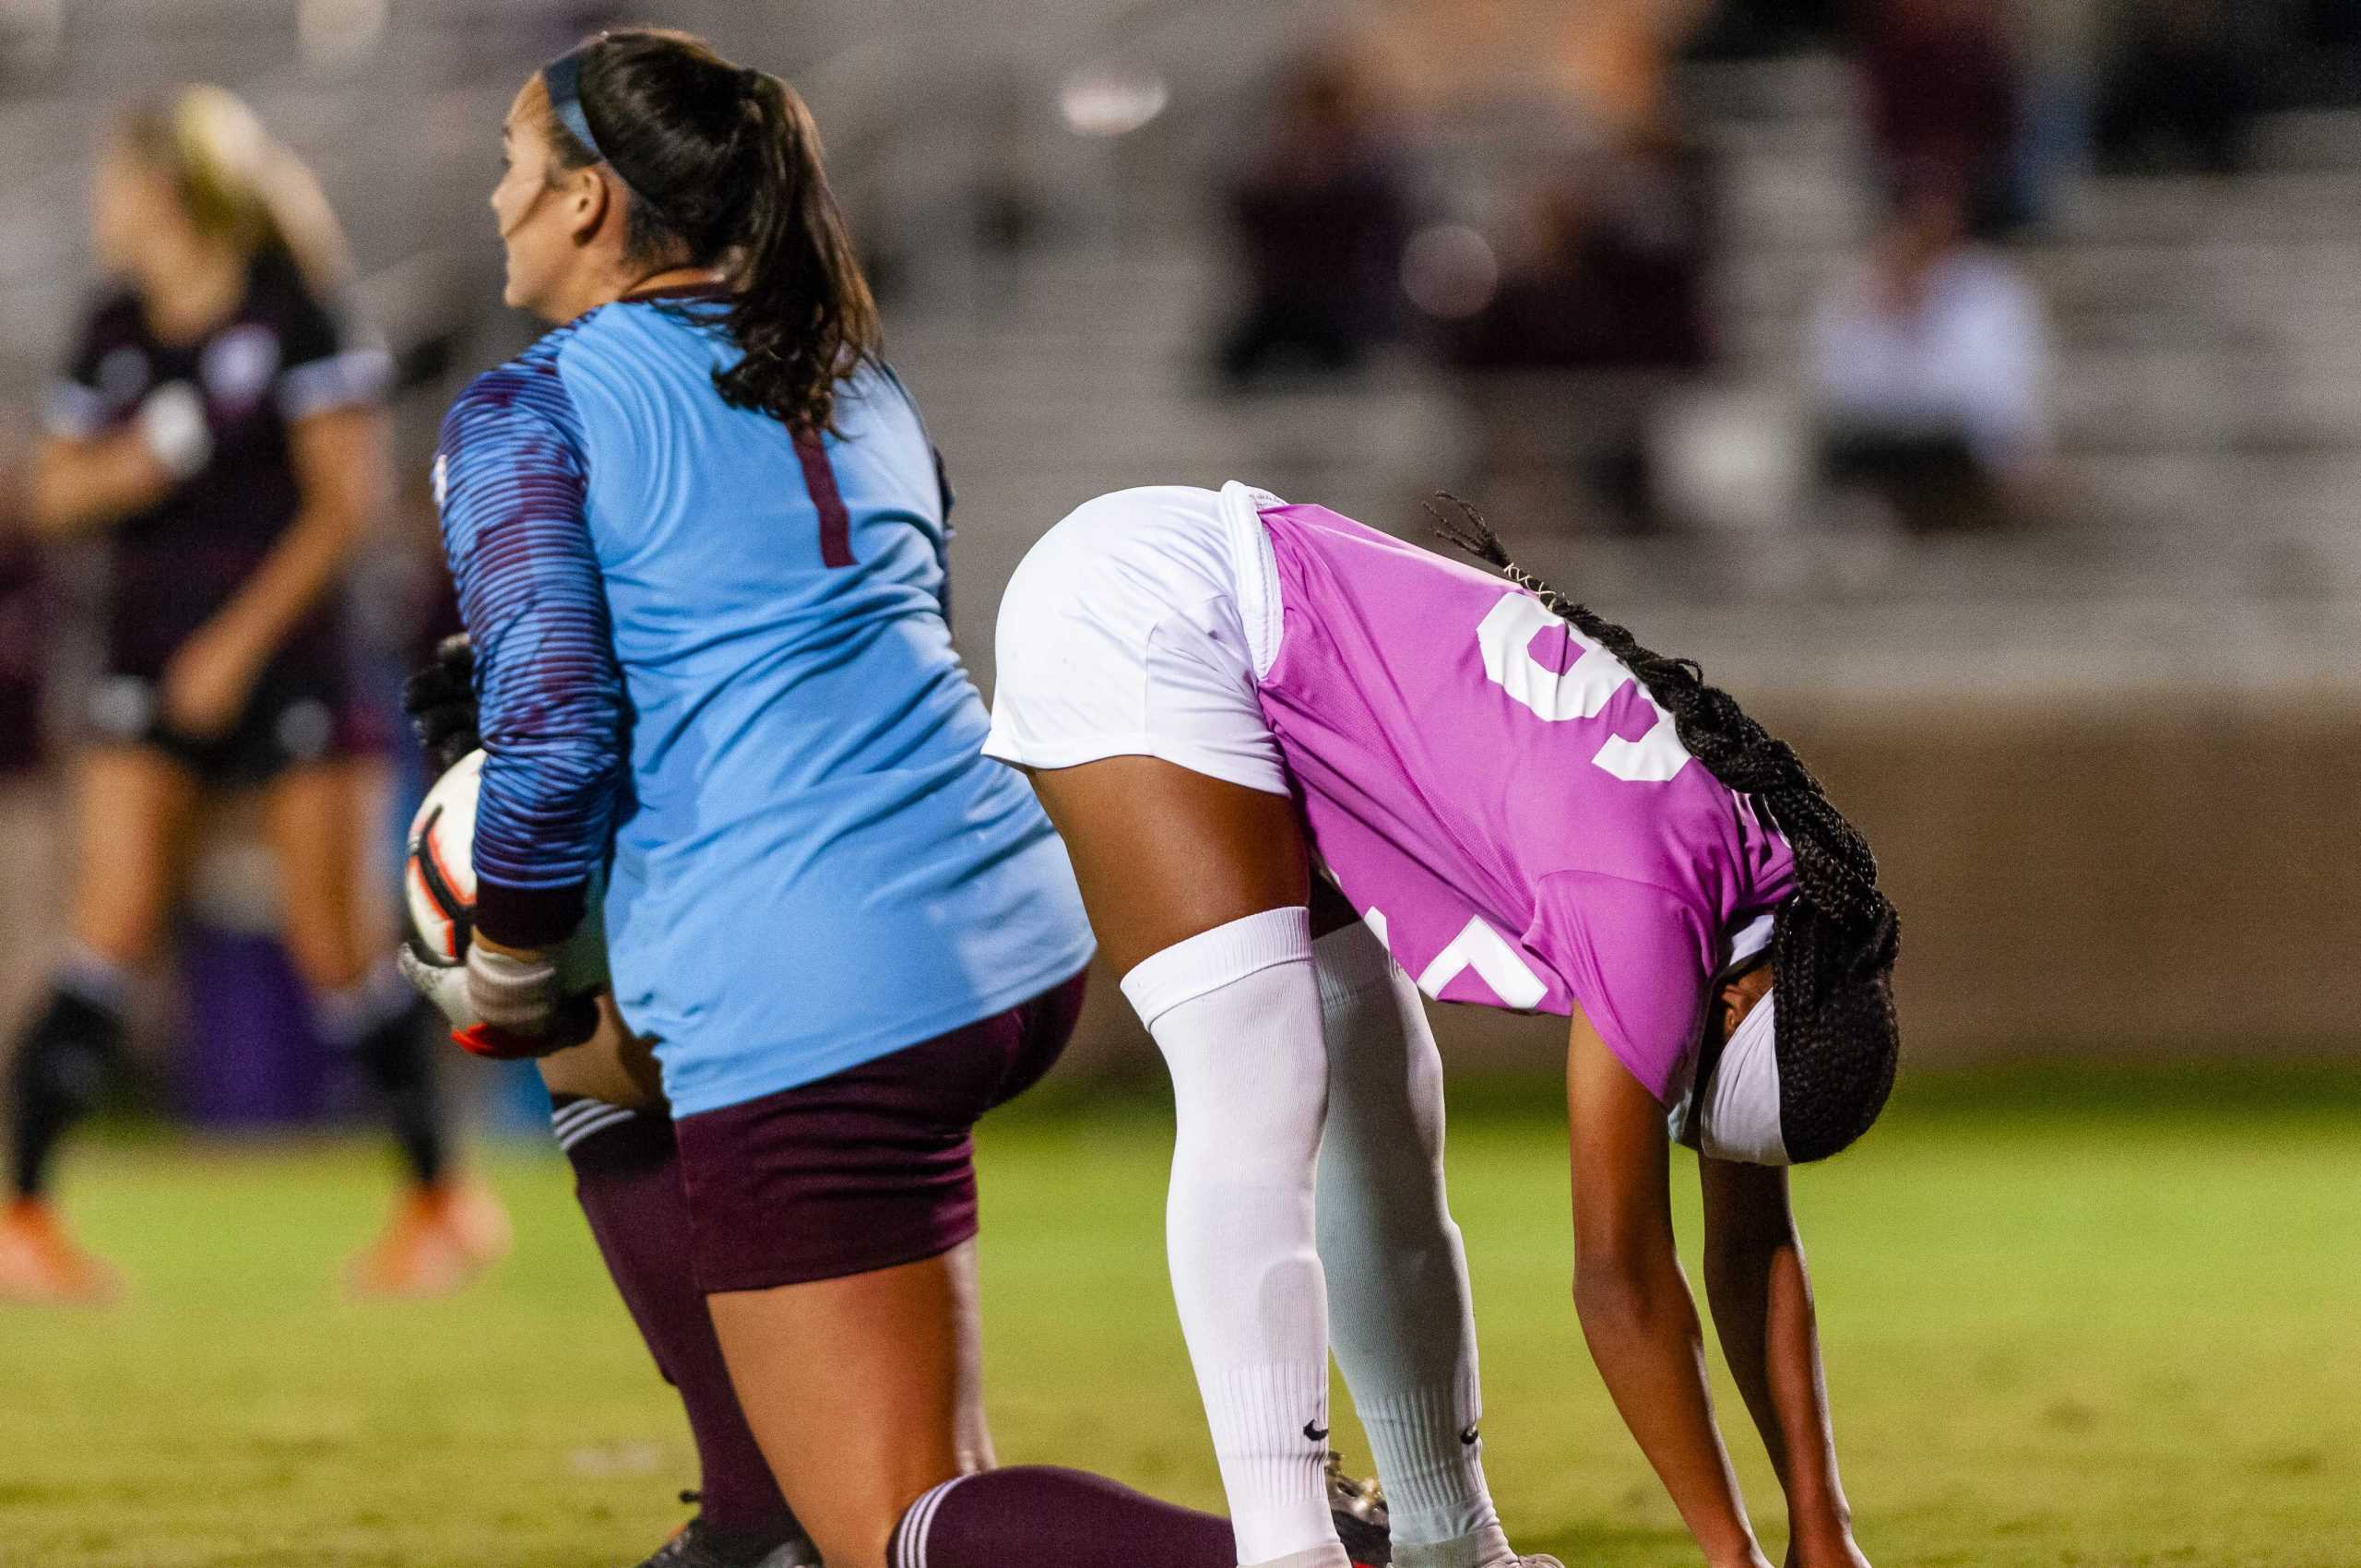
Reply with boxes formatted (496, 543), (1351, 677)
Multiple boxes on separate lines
(1430, 496), (1901, 1161)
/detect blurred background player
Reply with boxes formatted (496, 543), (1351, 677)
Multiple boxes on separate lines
(1213, 44), (1413, 389)
(985, 482), (1898, 1568)
(409, 30), (1382, 1568)
(0, 86), (504, 1302)
(1807, 160), (2054, 532)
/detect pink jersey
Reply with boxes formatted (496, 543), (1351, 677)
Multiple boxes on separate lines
(1253, 503), (1795, 1101)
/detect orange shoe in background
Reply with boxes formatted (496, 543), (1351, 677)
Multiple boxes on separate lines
(0, 1198), (123, 1305)
(344, 1177), (511, 1300)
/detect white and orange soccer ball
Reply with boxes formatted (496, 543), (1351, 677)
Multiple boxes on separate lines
(404, 750), (610, 993)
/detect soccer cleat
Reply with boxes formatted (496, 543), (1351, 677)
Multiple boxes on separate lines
(344, 1177), (512, 1300)
(0, 1198), (122, 1305)
(635, 1494), (822, 1568)
(1324, 1449), (1391, 1567)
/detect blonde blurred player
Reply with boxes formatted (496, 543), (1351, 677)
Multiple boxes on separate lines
(1, 88), (504, 1303)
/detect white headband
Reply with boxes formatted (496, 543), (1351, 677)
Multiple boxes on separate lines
(1696, 990), (1787, 1166)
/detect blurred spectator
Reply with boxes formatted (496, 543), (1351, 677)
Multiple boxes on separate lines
(2015, 0), (2107, 225)
(1450, 131), (1716, 374)
(1688, 0), (1845, 59)
(1214, 47), (1412, 387)
(1445, 124), (1719, 532)
(1808, 166), (2052, 531)
(2310, 0), (2361, 48)
(1854, 0), (2026, 236)
(2273, 0), (2361, 109)
(2095, 0), (2262, 175)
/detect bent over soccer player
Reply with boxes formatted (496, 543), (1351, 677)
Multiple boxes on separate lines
(985, 483), (1901, 1568)
(405, 28), (1385, 1568)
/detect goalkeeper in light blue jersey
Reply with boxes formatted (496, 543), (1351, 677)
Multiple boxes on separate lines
(402, 27), (1305, 1568)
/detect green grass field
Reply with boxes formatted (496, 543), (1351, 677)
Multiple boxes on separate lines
(3, 1066), (2356, 1568)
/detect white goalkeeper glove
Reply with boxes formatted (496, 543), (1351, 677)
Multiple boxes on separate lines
(398, 943), (585, 1061)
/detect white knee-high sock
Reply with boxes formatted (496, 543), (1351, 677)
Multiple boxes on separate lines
(1123, 907), (1347, 1568)
(1312, 923), (1511, 1568)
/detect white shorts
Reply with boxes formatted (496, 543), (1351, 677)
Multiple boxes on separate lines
(984, 481), (1290, 796)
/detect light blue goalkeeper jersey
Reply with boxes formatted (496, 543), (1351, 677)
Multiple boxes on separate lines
(433, 289), (1093, 1115)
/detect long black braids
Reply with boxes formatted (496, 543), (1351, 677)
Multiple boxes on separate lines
(1430, 495), (1901, 1161)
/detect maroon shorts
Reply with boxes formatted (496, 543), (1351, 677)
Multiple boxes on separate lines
(674, 971), (1087, 1293)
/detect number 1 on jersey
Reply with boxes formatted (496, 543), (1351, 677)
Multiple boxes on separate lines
(791, 429), (856, 568)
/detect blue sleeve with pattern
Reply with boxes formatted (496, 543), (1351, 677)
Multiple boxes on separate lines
(433, 357), (623, 948)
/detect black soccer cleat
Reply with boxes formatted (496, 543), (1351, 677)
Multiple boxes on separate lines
(634, 1494), (823, 1568)
(1325, 1450), (1392, 1567)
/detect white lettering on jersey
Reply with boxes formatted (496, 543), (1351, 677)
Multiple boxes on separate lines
(1476, 592), (1688, 783)
(1385, 911), (1548, 1009)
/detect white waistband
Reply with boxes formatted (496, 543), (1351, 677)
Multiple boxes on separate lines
(1217, 480), (1286, 680)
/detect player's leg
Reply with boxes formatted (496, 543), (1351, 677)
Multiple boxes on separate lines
(397, 636), (813, 1561)
(1, 746), (196, 1301)
(263, 756), (436, 1179)
(260, 757), (507, 1295)
(1310, 906), (1528, 1568)
(1030, 757), (1354, 1568)
(711, 1244), (1249, 1568)
(1033, 776), (1531, 1568)
(687, 976), (1246, 1568)
(537, 1011), (818, 1568)
(979, 486), (1361, 1566)
(704, 1248), (976, 1568)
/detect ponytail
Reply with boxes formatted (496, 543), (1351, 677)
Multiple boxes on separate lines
(716, 72), (879, 435)
(544, 30), (881, 435)
(1430, 495), (1902, 1161)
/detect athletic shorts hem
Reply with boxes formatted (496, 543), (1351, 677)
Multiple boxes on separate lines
(83, 655), (381, 789)
(979, 731), (1291, 796)
(673, 970), (1087, 1292)
(653, 933), (1099, 1119)
(694, 1225), (979, 1297)
(89, 733), (374, 767)
(985, 483), (1292, 803)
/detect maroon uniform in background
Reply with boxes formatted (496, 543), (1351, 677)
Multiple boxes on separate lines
(0, 544), (47, 776)
(44, 248), (389, 785)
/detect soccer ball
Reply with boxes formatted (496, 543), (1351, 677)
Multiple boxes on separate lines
(405, 750), (610, 994)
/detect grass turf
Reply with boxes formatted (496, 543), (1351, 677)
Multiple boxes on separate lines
(1, 1065), (2355, 1567)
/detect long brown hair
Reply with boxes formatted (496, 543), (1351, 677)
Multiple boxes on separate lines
(542, 28), (881, 435)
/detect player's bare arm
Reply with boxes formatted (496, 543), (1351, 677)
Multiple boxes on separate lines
(1700, 1154), (1869, 1568)
(1567, 1007), (1773, 1568)
(534, 994), (665, 1111)
(25, 427), (177, 535)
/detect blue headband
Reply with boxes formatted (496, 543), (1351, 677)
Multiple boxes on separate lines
(541, 48), (609, 165)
